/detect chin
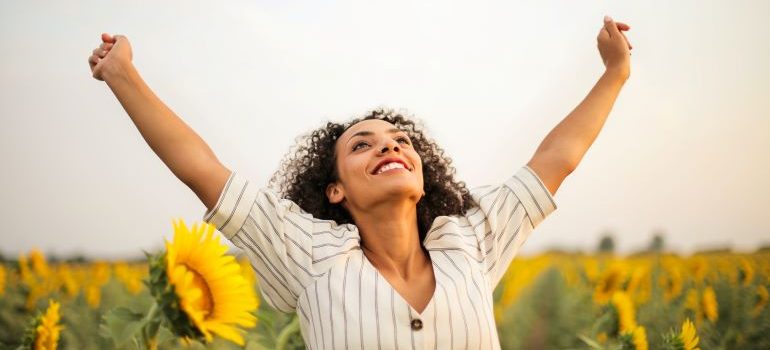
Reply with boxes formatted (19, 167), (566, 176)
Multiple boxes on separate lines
(375, 183), (422, 200)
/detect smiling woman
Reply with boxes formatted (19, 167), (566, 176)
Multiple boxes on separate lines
(193, 106), (558, 349)
(90, 14), (631, 347)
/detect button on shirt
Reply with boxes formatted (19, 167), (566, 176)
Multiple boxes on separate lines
(203, 165), (557, 350)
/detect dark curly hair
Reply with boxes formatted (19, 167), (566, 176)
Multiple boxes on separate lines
(268, 107), (475, 244)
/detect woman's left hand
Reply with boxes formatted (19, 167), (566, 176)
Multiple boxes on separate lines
(597, 15), (632, 80)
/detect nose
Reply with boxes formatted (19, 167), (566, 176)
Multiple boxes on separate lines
(380, 139), (400, 154)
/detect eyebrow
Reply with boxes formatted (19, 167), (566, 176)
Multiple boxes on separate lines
(345, 127), (404, 146)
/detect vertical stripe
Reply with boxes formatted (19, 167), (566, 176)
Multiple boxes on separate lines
(359, 258), (365, 350)
(434, 261), (469, 349)
(462, 254), (495, 347)
(375, 270), (382, 350)
(512, 175), (545, 218)
(441, 250), (483, 350)
(343, 256), (350, 350)
(408, 305), (415, 350)
(314, 282), (326, 350)
(391, 288), (398, 350)
(432, 293), (438, 350)
(328, 271), (335, 350)
(522, 165), (557, 208)
(304, 292), (320, 350)
(297, 303), (315, 350)
(437, 280), (454, 349)
(220, 181), (247, 230)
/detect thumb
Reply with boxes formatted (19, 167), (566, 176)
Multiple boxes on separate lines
(101, 33), (115, 43)
(603, 15), (621, 38)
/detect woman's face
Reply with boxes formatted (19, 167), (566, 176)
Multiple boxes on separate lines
(327, 119), (424, 210)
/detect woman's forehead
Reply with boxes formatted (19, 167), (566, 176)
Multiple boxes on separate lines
(346, 119), (397, 133)
(339, 119), (400, 141)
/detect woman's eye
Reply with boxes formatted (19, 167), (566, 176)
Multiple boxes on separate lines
(353, 142), (369, 151)
(397, 137), (411, 144)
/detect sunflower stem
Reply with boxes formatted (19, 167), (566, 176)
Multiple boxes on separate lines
(275, 315), (300, 350)
(140, 302), (162, 350)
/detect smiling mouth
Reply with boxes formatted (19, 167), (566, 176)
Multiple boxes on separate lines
(373, 162), (411, 175)
(375, 167), (409, 175)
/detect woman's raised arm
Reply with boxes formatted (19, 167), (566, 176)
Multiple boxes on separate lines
(88, 33), (231, 211)
(527, 16), (632, 196)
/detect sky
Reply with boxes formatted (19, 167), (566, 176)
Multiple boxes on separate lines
(1, 0), (769, 259)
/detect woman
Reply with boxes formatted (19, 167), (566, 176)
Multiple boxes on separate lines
(88, 15), (632, 349)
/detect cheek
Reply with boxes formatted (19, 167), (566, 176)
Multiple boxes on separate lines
(340, 155), (369, 179)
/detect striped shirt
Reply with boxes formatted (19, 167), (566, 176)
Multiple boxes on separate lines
(203, 165), (557, 349)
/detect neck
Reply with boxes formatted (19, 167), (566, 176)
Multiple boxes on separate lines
(349, 198), (427, 280)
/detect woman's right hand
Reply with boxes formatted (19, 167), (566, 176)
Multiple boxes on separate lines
(88, 33), (133, 81)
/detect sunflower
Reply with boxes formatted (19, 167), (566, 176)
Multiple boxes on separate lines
(594, 263), (626, 304)
(679, 318), (701, 350)
(0, 264), (6, 296)
(20, 299), (63, 350)
(753, 285), (769, 317)
(149, 218), (258, 345)
(611, 291), (637, 334)
(631, 326), (648, 350)
(625, 266), (651, 304)
(34, 300), (63, 350)
(659, 263), (683, 301)
(738, 258), (754, 286)
(620, 326), (648, 350)
(29, 249), (50, 278)
(701, 286), (718, 322)
(688, 256), (708, 285)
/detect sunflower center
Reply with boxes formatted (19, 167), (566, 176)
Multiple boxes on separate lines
(188, 266), (215, 316)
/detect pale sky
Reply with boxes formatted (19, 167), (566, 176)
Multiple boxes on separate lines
(1, 0), (769, 259)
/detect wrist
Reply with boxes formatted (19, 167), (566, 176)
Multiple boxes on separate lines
(603, 66), (630, 83)
(102, 59), (136, 85)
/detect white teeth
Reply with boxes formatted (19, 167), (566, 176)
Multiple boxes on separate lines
(376, 162), (406, 174)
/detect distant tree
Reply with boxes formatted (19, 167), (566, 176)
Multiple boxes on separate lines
(648, 230), (666, 253)
(598, 231), (615, 254)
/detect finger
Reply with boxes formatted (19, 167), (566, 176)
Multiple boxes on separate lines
(88, 54), (99, 68)
(603, 15), (621, 38)
(615, 22), (631, 31)
(113, 34), (126, 43)
(92, 47), (107, 57)
(99, 42), (114, 51)
(619, 31), (633, 50)
(597, 26), (610, 41)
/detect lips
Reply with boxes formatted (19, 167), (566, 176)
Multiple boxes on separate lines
(371, 157), (411, 175)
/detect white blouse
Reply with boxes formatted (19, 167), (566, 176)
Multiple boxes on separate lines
(203, 165), (557, 350)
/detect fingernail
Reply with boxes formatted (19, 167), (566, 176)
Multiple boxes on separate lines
(604, 15), (612, 22)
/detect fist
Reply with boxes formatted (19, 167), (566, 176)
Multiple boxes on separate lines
(88, 33), (133, 81)
(597, 16), (632, 79)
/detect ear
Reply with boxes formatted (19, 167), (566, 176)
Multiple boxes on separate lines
(326, 182), (345, 204)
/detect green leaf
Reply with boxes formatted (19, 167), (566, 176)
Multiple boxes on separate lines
(578, 334), (607, 350)
(100, 307), (148, 346)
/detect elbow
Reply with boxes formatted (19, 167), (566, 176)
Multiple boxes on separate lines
(535, 149), (579, 175)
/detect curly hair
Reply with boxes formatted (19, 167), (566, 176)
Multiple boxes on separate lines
(268, 107), (475, 244)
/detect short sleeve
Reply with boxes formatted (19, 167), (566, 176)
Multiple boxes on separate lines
(466, 165), (558, 289)
(202, 171), (325, 313)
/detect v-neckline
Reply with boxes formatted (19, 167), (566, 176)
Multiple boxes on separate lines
(361, 249), (437, 318)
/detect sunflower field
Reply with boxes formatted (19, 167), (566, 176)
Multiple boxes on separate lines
(1, 220), (769, 349)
